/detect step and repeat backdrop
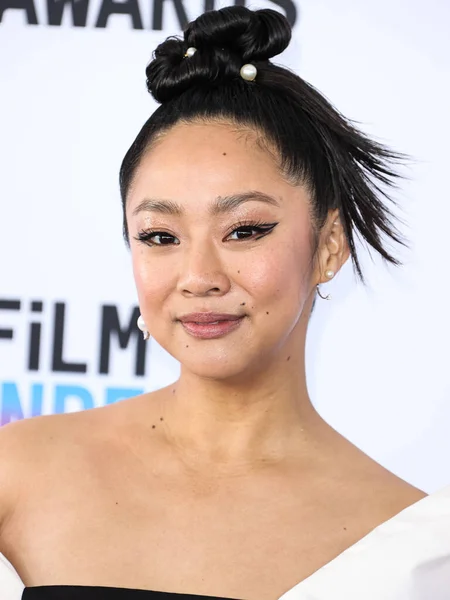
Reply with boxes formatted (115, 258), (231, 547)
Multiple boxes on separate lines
(0, 0), (449, 493)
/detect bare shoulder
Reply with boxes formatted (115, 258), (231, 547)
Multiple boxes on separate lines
(0, 392), (164, 550)
(0, 390), (163, 519)
(0, 408), (101, 463)
(323, 432), (428, 530)
(362, 449), (427, 503)
(350, 473), (428, 549)
(0, 388), (163, 478)
(0, 409), (106, 539)
(343, 450), (428, 527)
(0, 413), (68, 484)
(377, 469), (427, 511)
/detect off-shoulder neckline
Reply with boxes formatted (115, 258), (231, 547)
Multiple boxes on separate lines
(23, 486), (450, 600)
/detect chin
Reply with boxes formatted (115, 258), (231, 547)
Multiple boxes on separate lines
(176, 347), (259, 382)
(181, 359), (247, 381)
(159, 324), (286, 381)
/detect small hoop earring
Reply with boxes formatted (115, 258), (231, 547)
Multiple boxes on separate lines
(137, 314), (150, 341)
(316, 285), (331, 300)
(316, 268), (335, 300)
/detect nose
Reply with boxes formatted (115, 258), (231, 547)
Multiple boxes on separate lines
(176, 240), (231, 297)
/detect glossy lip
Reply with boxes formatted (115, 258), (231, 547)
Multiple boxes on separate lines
(179, 316), (245, 339)
(178, 312), (243, 324)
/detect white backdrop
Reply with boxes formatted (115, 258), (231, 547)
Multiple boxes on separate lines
(0, 0), (449, 493)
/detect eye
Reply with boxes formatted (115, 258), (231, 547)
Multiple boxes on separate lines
(134, 221), (278, 247)
(134, 230), (180, 246)
(226, 222), (278, 241)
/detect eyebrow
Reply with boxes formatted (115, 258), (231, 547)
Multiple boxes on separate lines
(131, 191), (280, 218)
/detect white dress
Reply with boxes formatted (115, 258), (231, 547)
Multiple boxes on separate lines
(2, 484), (450, 600)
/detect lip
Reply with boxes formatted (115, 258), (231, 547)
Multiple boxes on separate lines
(179, 317), (244, 339)
(178, 312), (243, 324)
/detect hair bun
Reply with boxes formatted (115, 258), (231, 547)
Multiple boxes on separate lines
(146, 6), (291, 104)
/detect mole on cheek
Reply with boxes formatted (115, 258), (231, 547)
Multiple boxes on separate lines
(222, 152), (227, 155)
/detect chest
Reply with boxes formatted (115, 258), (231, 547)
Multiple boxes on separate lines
(9, 468), (373, 600)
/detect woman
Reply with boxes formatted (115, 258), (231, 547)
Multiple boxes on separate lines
(1, 6), (449, 600)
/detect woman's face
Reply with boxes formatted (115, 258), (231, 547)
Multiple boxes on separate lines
(126, 121), (318, 380)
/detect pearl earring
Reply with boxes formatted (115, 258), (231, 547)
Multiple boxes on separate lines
(317, 270), (335, 300)
(137, 314), (150, 341)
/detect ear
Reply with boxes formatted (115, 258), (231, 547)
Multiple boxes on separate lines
(314, 209), (350, 284)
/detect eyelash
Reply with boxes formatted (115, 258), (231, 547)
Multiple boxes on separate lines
(134, 220), (278, 246)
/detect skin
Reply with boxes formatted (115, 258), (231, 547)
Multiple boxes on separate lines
(0, 120), (426, 599)
(128, 120), (337, 466)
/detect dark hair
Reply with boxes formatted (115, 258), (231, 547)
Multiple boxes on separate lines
(119, 5), (409, 285)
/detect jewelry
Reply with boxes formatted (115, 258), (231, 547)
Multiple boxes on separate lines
(317, 270), (335, 300)
(240, 64), (257, 81)
(137, 314), (150, 341)
(182, 46), (256, 82)
(316, 285), (331, 300)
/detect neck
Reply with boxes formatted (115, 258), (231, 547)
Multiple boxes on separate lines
(158, 313), (326, 472)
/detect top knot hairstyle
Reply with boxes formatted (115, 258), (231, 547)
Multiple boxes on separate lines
(120, 5), (409, 285)
(146, 8), (291, 103)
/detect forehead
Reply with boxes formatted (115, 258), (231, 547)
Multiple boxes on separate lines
(127, 121), (304, 213)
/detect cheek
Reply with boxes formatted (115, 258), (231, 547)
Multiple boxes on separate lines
(243, 237), (312, 305)
(131, 247), (171, 305)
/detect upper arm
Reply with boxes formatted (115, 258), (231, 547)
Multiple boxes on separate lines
(0, 421), (30, 545)
(0, 417), (51, 552)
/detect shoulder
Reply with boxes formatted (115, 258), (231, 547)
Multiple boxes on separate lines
(326, 436), (428, 529)
(365, 457), (427, 506)
(0, 410), (106, 539)
(0, 408), (100, 464)
(342, 456), (428, 531)
(369, 475), (428, 525)
(0, 391), (163, 525)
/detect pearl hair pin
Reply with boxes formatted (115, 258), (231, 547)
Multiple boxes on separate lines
(137, 314), (150, 341)
(182, 46), (257, 82)
(240, 63), (257, 81)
